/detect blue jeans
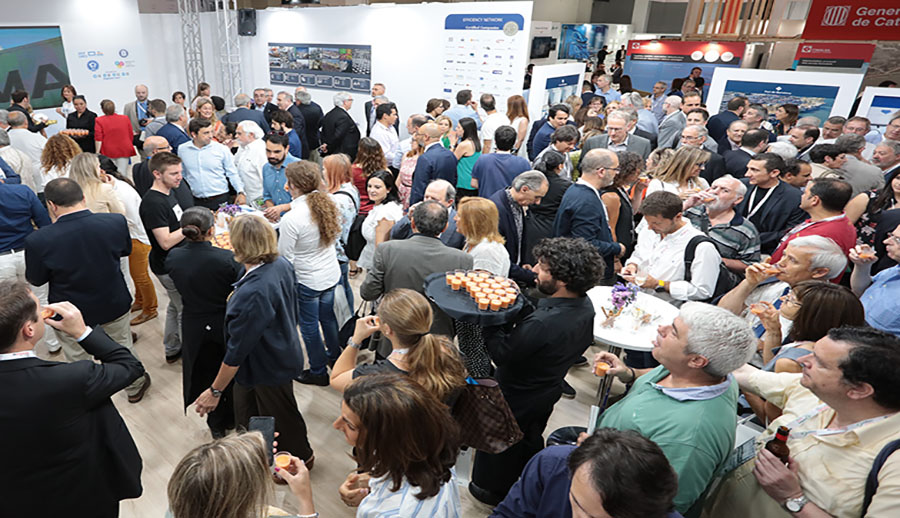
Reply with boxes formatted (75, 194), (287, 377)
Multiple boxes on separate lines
(339, 261), (354, 309)
(296, 282), (341, 375)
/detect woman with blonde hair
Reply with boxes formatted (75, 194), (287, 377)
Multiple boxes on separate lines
(277, 161), (344, 386)
(330, 288), (467, 403)
(193, 96), (223, 141)
(435, 115), (455, 149)
(323, 153), (359, 308)
(40, 133), (81, 190)
(67, 152), (124, 215)
(189, 81), (211, 116)
(167, 432), (315, 518)
(192, 215), (314, 468)
(454, 196), (510, 376)
(564, 94), (583, 119)
(506, 94), (529, 156)
(644, 145), (710, 199)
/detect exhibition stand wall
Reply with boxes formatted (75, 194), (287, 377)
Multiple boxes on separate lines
(526, 63), (585, 123)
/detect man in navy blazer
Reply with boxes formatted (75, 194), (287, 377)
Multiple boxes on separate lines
(221, 93), (271, 134)
(24, 178), (150, 401)
(554, 149), (624, 283)
(489, 171), (548, 284)
(707, 96), (747, 143)
(734, 153), (807, 254)
(0, 287), (144, 517)
(723, 128), (769, 177)
(157, 104), (191, 154)
(409, 122), (458, 205)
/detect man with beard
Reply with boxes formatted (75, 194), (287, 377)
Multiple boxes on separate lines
(469, 237), (603, 507)
(684, 174), (761, 275)
(260, 133), (298, 222)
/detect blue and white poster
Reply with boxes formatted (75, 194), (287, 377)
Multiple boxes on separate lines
(441, 13), (527, 107)
(0, 26), (70, 109)
(558, 24), (607, 61)
(720, 80), (839, 125)
(268, 43), (371, 93)
(541, 74), (580, 118)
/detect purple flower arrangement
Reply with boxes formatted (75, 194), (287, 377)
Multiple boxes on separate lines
(610, 282), (638, 313)
(217, 203), (242, 216)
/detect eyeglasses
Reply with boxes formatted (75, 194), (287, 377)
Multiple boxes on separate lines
(888, 235), (900, 245)
(267, 130), (286, 136)
(779, 293), (801, 306)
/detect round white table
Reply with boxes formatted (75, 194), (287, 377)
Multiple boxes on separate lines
(586, 286), (679, 416)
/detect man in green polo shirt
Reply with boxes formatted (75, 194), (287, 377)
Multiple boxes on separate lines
(593, 302), (756, 513)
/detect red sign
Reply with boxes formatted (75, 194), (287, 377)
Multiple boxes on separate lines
(802, 1), (900, 40)
(627, 40), (745, 65)
(793, 42), (875, 69)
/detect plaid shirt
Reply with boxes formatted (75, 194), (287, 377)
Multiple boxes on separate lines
(685, 206), (761, 266)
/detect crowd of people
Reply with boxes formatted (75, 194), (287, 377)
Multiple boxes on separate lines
(1, 67), (899, 518)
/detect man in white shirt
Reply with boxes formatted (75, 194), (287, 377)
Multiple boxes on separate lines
(0, 128), (36, 193)
(650, 81), (668, 123)
(392, 114), (428, 170)
(234, 120), (268, 204)
(369, 102), (400, 169)
(6, 111), (46, 196)
(480, 94), (510, 154)
(622, 190), (721, 302)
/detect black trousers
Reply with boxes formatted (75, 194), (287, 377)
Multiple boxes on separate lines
(233, 381), (314, 461)
(193, 192), (230, 211)
(471, 388), (559, 498)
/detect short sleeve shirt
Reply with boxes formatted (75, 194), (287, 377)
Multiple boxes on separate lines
(140, 189), (184, 275)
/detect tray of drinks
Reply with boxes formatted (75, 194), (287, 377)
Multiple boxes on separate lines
(423, 270), (526, 326)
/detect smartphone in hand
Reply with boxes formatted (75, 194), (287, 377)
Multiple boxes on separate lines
(249, 416), (276, 465)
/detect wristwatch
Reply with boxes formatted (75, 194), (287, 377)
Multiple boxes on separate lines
(210, 387), (223, 398)
(347, 337), (363, 350)
(783, 495), (808, 513)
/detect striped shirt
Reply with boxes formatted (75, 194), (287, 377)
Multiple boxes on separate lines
(685, 206), (761, 266)
(357, 471), (461, 518)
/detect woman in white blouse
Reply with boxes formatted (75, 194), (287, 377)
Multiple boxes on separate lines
(233, 120), (267, 205)
(454, 196), (510, 377)
(55, 84), (77, 118)
(277, 160), (344, 385)
(357, 170), (402, 273)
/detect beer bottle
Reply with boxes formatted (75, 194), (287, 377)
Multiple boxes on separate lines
(765, 426), (791, 464)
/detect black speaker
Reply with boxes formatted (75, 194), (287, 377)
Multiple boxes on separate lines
(238, 9), (256, 36)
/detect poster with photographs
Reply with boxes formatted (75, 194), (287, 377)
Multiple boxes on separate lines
(268, 42), (371, 92)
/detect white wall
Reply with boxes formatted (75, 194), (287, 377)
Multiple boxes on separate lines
(3, 0), (154, 133)
(238, 2), (534, 137)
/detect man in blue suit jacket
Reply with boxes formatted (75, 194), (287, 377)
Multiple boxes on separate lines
(24, 178), (150, 401)
(157, 105), (191, 154)
(707, 96), (747, 143)
(553, 149), (624, 283)
(221, 93), (271, 134)
(409, 122), (458, 205)
(489, 171), (548, 284)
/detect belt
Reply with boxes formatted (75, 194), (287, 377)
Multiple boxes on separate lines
(0, 247), (24, 256)
(193, 193), (229, 201)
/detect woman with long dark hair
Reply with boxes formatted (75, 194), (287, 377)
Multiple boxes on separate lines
(847, 167), (900, 246)
(357, 170), (402, 273)
(277, 161), (344, 387)
(454, 117), (481, 199)
(773, 103), (799, 136)
(65, 94), (97, 153)
(347, 138), (387, 277)
(602, 151), (645, 261)
(165, 207), (241, 438)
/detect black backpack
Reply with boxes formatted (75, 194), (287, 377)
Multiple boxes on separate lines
(683, 235), (741, 303)
(862, 438), (900, 515)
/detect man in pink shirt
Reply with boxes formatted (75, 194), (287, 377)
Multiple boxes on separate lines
(769, 179), (855, 279)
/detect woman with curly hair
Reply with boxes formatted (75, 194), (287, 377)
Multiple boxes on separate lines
(67, 152), (124, 215)
(347, 138), (387, 276)
(40, 133), (82, 190)
(276, 160), (344, 387)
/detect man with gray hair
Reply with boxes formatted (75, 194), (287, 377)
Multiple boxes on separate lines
(872, 139), (900, 178)
(361, 199), (473, 356)
(680, 124), (726, 183)
(0, 128), (37, 192)
(835, 133), (884, 196)
(620, 91), (659, 138)
(719, 235), (847, 338)
(390, 179), (464, 249)
(684, 174), (761, 274)
(490, 170), (549, 283)
(592, 301), (756, 513)
(221, 93), (270, 133)
(7, 111), (46, 197)
(294, 87), (324, 162)
(393, 113), (428, 170)
(592, 74), (621, 105)
(276, 91), (308, 158)
(658, 95), (687, 149)
(0, 109), (9, 129)
(156, 104), (190, 153)
(582, 110), (651, 163)
(555, 148), (624, 284)
(364, 83), (386, 136)
(320, 92), (360, 160)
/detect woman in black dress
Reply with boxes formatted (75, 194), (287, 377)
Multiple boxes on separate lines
(65, 95), (97, 153)
(601, 151), (645, 263)
(165, 207), (241, 438)
(522, 149), (572, 265)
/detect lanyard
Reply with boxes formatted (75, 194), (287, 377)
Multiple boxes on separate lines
(781, 403), (894, 440)
(0, 350), (37, 361)
(746, 183), (777, 219)
(777, 215), (846, 246)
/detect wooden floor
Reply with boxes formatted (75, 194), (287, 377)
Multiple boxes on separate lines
(34, 272), (612, 517)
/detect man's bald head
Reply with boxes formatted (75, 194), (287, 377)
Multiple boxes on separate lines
(415, 122), (443, 147)
(143, 136), (172, 155)
(134, 84), (148, 101)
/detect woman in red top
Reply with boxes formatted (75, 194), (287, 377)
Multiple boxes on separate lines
(94, 99), (135, 177)
(346, 137), (388, 277)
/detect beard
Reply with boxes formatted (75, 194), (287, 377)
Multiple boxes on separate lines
(537, 277), (557, 296)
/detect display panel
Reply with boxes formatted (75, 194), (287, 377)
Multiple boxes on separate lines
(268, 42), (371, 93)
(0, 26), (71, 109)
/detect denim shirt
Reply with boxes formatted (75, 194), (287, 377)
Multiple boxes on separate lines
(262, 153), (300, 208)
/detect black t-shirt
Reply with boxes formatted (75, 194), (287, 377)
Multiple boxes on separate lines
(140, 189), (184, 275)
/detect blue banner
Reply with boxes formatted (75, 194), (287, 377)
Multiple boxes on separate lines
(545, 74), (581, 89)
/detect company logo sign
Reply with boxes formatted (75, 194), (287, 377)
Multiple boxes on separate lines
(87, 60), (100, 71)
(118, 48), (129, 58)
(821, 5), (850, 25)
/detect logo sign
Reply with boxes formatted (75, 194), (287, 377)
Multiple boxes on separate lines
(87, 60), (100, 71)
(118, 48), (129, 58)
(821, 5), (850, 26)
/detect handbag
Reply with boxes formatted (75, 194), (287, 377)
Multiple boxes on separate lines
(451, 377), (523, 454)
(338, 299), (381, 352)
